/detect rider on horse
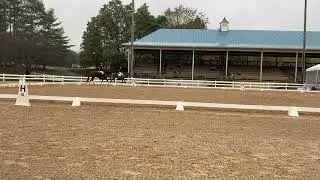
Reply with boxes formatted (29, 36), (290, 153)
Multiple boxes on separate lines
(97, 63), (104, 74)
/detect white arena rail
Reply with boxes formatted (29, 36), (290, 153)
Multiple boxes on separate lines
(0, 94), (320, 115)
(0, 73), (318, 92)
(126, 78), (307, 91)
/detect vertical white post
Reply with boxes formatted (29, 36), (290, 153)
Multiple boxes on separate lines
(225, 51), (229, 77)
(43, 74), (46, 83)
(159, 49), (162, 78)
(192, 50), (195, 81)
(316, 70), (319, 86)
(2, 74), (5, 82)
(295, 52), (298, 83)
(127, 49), (130, 74)
(260, 51), (264, 82)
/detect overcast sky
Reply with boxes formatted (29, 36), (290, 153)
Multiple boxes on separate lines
(42, 0), (320, 52)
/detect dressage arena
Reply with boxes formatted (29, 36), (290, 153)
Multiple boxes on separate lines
(0, 84), (320, 179)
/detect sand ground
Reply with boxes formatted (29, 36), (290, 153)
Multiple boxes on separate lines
(0, 85), (320, 179)
(0, 101), (320, 179)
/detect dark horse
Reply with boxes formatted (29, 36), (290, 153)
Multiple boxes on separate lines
(86, 70), (112, 82)
(111, 71), (128, 83)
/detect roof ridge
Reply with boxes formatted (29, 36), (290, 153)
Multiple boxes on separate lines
(157, 28), (320, 33)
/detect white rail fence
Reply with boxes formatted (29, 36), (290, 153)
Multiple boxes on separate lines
(0, 73), (317, 92)
(126, 78), (307, 91)
(0, 94), (320, 116)
(0, 74), (87, 83)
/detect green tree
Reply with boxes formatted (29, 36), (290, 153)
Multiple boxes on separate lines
(80, 0), (131, 68)
(0, 0), (9, 33)
(80, 1), (166, 68)
(38, 8), (71, 67)
(0, 0), (71, 73)
(164, 5), (209, 29)
(80, 17), (104, 67)
(135, 3), (159, 40)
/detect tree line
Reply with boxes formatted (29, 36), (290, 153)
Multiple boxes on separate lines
(80, 0), (209, 69)
(0, 0), (74, 74)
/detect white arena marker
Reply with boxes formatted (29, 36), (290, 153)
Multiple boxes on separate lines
(72, 97), (81, 107)
(288, 108), (299, 118)
(15, 77), (30, 107)
(175, 102), (184, 111)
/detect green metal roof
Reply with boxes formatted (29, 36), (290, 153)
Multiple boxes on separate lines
(131, 29), (320, 51)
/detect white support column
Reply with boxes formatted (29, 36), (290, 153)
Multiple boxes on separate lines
(295, 52), (298, 83)
(316, 70), (319, 86)
(260, 51), (264, 82)
(159, 49), (162, 78)
(192, 50), (195, 81)
(127, 49), (130, 74)
(225, 51), (229, 77)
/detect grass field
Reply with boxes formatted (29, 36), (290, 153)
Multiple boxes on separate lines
(0, 86), (319, 179)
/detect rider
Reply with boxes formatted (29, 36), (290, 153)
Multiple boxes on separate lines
(97, 63), (104, 74)
(117, 67), (123, 77)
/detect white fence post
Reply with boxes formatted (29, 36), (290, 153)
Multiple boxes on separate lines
(80, 76), (83, 83)
(2, 74), (5, 82)
(214, 80), (217, 88)
(43, 75), (46, 83)
(286, 83), (288, 90)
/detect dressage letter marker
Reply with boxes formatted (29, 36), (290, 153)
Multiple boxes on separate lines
(288, 108), (299, 118)
(15, 77), (30, 106)
(72, 97), (81, 107)
(175, 102), (184, 111)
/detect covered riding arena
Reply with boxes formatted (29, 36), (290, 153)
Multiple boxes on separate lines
(0, 84), (320, 179)
(127, 24), (320, 83)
